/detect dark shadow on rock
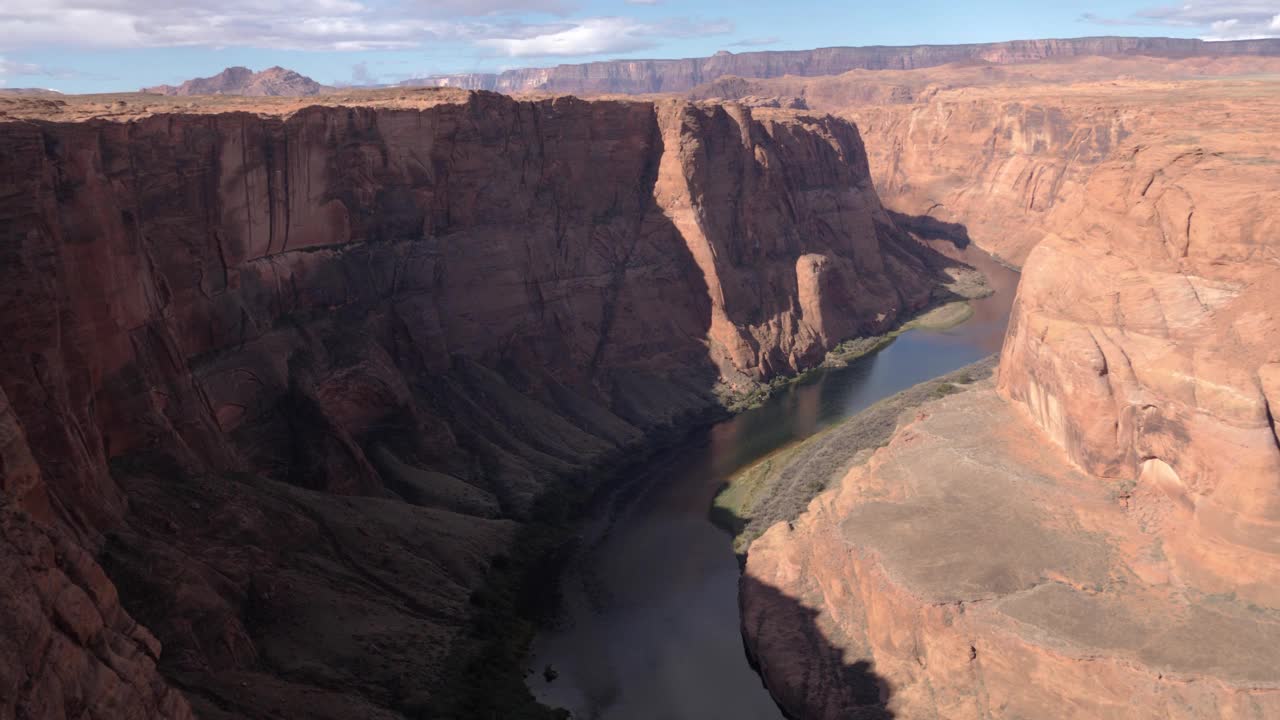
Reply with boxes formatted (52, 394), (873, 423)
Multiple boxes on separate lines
(85, 96), (720, 720)
(7, 96), (982, 720)
(888, 209), (972, 249)
(740, 572), (895, 719)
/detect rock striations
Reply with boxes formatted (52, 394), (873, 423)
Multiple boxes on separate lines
(405, 36), (1280, 95)
(692, 55), (1280, 266)
(0, 89), (936, 716)
(740, 71), (1280, 719)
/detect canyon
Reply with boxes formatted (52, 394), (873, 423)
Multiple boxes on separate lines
(738, 60), (1280, 719)
(0, 88), (940, 718)
(2, 39), (1278, 720)
(692, 53), (1280, 265)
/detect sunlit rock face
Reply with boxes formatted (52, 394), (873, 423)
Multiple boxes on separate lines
(741, 71), (1280, 720)
(690, 55), (1280, 266)
(998, 137), (1280, 605)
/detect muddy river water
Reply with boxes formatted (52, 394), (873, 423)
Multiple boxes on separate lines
(529, 248), (1019, 720)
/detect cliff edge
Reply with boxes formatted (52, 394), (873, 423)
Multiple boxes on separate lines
(0, 88), (940, 716)
(741, 76), (1280, 719)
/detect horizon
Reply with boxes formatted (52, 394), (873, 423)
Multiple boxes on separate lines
(140, 34), (1280, 89)
(4, 0), (1280, 93)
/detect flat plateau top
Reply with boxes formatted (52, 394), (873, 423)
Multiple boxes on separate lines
(6, 68), (1280, 124)
(0, 87), (502, 123)
(0, 85), (813, 124)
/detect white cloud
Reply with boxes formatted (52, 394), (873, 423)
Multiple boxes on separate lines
(0, 57), (41, 79)
(480, 17), (652, 56)
(0, 0), (444, 50)
(729, 36), (781, 47)
(479, 16), (731, 57)
(0, 0), (598, 52)
(0, 0), (727, 58)
(1083, 1), (1280, 39)
(0, 57), (72, 87)
(408, 0), (575, 15)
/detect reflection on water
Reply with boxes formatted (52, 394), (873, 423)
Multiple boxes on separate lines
(529, 248), (1019, 720)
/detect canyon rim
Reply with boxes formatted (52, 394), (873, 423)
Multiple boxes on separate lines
(1, 21), (1279, 720)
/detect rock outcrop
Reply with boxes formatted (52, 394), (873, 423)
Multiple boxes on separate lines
(143, 66), (323, 97)
(405, 37), (1280, 95)
(998, 134), (1280, 606)
(740, 71), (1280, 719)
(0, 88), (935, 715)
(692, 55), (1280, 265)
(0, 500), (193, 720)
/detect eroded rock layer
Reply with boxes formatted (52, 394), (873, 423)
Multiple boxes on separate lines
(405, 37), (1280, 95)
(741, 75), (1280, 719)
(0, 89), (934, 716)
(745, 383), (1280, 720)
(691, 56), (1280, 265)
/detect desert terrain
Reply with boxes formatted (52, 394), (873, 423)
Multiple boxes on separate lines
(1, 37), (1278, 720)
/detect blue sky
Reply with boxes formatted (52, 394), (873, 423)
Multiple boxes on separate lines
(3, 0), (1279, 93)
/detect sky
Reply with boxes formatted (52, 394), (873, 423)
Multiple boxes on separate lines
(2, 0), (1279, 93)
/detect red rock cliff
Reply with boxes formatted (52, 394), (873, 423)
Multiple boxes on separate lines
(0, 90), (934, 716)
(692, 57), (1280, 265)
(740, 74), (1280, 720)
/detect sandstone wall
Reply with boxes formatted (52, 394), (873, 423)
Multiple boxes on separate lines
(998, 139), (1280, 605)
(0, 92), (932, 715)
(691, 59), (1280, 266)
(739, 73), (1280, 720)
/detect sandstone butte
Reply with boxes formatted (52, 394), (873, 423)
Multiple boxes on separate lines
(141, 67), (324, 97)
(0, 88), (943, 717)
(738, 62), (1280, 718)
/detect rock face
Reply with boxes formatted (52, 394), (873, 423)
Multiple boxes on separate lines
(998, 134), (1280, 606)
(405, 37), (1280, 94)
(0, 89), (934, 715)
(692, 55), (1280, 265)
(740, 72), (1280, 719)
(0, 502), (193, 720)
(143, 66), (322, 96)
(744, 384), (1280, 720)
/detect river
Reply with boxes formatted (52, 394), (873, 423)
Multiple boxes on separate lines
(528, 246), (1019, 720)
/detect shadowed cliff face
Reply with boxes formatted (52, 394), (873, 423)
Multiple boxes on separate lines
(0, 91), (935, 716)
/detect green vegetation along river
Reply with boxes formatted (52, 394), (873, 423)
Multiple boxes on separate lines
(528, 246), (1019, 719)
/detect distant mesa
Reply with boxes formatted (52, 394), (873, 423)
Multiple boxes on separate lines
(142, 66), (322, 97)
(400, 36), (1280, 95)
(0, 88), (63, 96)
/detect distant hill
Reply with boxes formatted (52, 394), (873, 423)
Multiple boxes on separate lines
(142, 66), (323, 97)
(0, 88), (63, 96)
(401, 36), (1280, 95)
